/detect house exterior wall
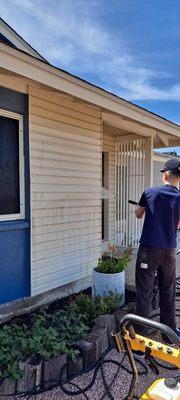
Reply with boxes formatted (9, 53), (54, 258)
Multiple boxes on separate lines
(29, 87), (102, 296)
(0, 69), (179, 308)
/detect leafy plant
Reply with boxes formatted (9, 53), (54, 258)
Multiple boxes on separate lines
(30, 306), (52, 328)
(51, 306), (89, 344)
(0, 324), (28, 381)
(27, 307), (87, 361)
(74, 294), (96, 325)
(28, 325), (68, 361)
(67, 348), (80, 362)
(73, 292), (121, 326)
(0, 289), (121, 382)
(95, 292), (122, 314)
(97, 246), (132, 274)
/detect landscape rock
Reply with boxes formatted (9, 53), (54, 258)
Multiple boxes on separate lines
(17, 357), (42, 393)
(0, 377), (16, 395)
(86, 326), (108, 359)
(73, 340), (97, 369)
(42, 354), (67, 389)
(95, 314), (116, 345)
(67, 356), (83, 378)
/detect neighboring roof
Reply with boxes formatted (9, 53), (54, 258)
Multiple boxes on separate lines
(0, 18), (47, 62)
(154, 151), (180, 158)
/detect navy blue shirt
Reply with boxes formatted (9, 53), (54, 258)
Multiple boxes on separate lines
(139, 185), (180, 249)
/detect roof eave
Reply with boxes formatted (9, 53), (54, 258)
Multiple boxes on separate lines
(0, 42), (180, 140)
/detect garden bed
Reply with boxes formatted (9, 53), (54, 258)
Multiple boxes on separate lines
(0, 291), (135, 396)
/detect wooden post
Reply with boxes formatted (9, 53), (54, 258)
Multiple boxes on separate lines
(144, 136), (153, 188)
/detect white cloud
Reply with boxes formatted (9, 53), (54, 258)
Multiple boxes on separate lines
(0, 0), (180, 101)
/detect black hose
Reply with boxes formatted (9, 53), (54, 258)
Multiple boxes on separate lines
(100, 355), (148, 400)
(99, 356), (124, 400)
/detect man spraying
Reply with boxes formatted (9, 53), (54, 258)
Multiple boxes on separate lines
(135, 158), (180, 344)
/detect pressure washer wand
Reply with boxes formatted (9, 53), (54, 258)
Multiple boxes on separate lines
(128, 200), (138, 205)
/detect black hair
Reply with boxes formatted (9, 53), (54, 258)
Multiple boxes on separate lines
(169, 171), (180, 179)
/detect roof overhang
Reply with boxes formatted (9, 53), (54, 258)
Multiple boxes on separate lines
(0, 42), (180, 146)
(102, 112), (180, 148)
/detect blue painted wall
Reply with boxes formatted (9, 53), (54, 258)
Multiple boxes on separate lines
(0, 87), (30, 304)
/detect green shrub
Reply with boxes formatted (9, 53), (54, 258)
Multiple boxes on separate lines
(0, 291), (121, 381)
(0, 324), (28, 381)
(28, 325), (68, 361)
(51, 306), (89, 343)
(72, 294), (97, 325)
(73, 292), (121, 326)
(97, 248), (132, 274)
(96, 292), (122, 314)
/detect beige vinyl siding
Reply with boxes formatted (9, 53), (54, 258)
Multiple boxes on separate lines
(29, 87), (102, 296)
(102, 133), (115, 248)
(0, 73), (28, 93)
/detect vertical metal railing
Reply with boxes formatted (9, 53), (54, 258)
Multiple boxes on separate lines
(115, 137), (145, 248)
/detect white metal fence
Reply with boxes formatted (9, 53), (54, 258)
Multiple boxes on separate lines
(115, 137), (146, 248)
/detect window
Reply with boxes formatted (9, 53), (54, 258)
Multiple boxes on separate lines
(102, 152), (109, 241)
(0, 110), (24, 221)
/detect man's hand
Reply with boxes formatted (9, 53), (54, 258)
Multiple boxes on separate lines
(135, 205), (145, 219)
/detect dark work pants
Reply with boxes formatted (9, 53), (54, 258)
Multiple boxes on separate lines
(135, 245), (176, 334)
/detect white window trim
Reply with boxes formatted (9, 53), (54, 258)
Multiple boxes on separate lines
(0, 109), (25, 221)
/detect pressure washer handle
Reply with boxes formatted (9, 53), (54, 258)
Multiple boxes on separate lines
(120, 314), (180, 347)
(128, 200), (138, 205)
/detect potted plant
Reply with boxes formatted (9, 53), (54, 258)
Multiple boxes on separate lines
(92, 244), (132, 306)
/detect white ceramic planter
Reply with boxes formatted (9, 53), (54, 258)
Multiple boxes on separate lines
(92, 268), (125, 306)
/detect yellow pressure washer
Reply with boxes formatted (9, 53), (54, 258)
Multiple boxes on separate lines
(112, 314), (180, 400)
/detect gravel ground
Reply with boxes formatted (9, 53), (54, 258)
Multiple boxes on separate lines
(2, 302), (179, 400)
(2, 342), (179, 400)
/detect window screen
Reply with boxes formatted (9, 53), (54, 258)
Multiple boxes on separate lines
(0, 116), (20, 215)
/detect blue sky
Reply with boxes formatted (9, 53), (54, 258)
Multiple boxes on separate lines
(0, 0), (180, 153)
